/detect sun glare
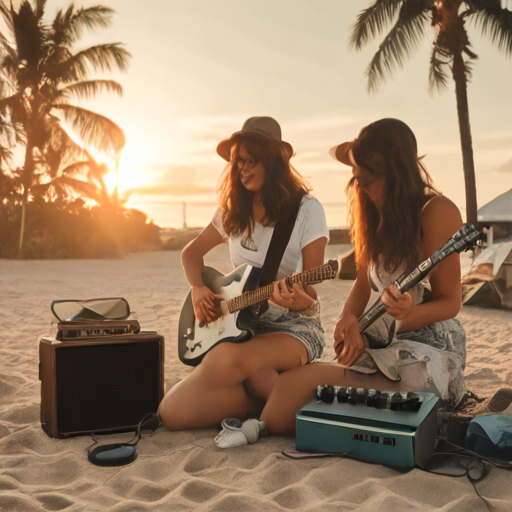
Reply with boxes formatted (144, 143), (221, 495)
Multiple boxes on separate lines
(116, 148), (147, 194)
(103, 167), (118, 194)
(99, 147), (147, 196)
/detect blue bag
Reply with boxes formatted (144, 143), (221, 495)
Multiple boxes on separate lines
(465, 415), (512, 465)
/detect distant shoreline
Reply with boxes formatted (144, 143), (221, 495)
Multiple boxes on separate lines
(160, 227), (351, 250)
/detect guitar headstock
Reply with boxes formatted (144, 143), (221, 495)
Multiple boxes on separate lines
(326, 258), (339, 279)
(451, 224), (482, 254)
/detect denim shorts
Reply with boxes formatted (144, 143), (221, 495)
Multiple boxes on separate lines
(253, 304), (325, 363)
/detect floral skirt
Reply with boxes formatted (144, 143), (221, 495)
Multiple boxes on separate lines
(350, 318), (467, 409)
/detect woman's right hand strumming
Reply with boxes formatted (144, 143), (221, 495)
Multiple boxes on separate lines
(333, 312), (365, 367)
(192, 286), (224, 327)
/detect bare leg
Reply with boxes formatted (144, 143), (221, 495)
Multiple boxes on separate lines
(244, 367), (279, 401)
(261, 361), (433, 436)
(158, 334), (308, 430)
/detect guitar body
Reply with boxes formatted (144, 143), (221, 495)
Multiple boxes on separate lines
(178, 264), (263, 366)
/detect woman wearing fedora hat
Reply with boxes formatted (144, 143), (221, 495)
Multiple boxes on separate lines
(158, 116), (330, 437)
(245, 118), (468, 439)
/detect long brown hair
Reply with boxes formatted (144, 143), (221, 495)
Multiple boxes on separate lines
(347, 118), (439, 273)
(217, 131), (310, 237)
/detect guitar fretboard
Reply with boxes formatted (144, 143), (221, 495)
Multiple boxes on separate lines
(225, 261), (338, 314)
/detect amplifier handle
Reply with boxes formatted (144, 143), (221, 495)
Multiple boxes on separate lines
(57, 319), (141, 340)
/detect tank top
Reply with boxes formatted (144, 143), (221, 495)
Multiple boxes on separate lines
(364, 261), (428, 314)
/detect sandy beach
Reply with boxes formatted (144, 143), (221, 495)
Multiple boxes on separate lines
(1, 244), (512, 512)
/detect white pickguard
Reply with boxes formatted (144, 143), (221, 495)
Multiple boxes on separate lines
(182, 265), (253, 360)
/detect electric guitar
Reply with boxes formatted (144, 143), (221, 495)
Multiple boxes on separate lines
(358, 223), (481, 349)
(178, 258), (341, 366)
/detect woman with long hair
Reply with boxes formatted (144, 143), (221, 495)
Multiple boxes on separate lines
(246, 118), (466, 439)
(158, 117), (329, 439)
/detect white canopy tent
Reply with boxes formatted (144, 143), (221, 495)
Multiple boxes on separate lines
(477, 188), (512, 222)
(477, 188), (512, 247)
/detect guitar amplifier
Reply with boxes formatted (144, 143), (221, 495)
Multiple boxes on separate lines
(39, 322), (165, 438)
(296, 391), (439, 468)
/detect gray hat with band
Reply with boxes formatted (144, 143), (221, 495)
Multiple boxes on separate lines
(216, 116), (293, 161)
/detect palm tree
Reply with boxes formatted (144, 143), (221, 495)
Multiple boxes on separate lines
(350, 0), (512, 225)
(0, 0), (130, 257)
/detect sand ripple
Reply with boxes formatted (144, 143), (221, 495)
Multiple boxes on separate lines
(1, 247), (511, 511)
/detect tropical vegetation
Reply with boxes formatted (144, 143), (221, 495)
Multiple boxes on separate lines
(0, 0), (160, 258)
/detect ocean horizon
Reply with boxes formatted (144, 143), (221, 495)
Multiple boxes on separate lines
(129, 201), (349, 230)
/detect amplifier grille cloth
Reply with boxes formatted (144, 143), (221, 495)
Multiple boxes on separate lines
(55, 341), (160, 433)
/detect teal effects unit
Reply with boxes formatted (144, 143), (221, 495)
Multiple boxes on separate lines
(296, 390), (439, 468)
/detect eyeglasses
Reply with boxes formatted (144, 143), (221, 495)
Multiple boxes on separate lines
(87, 413), (161, 467)
(234, 157), (259, 171)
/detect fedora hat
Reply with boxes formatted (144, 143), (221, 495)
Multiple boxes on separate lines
(329, 140), (355, 166)
(216, 116), (293, 161)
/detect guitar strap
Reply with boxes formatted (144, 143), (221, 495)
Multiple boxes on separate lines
(256, 191), (305, 315)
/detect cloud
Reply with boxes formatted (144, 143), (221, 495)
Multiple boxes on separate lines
(182, 115), (244, 140)
(478, 136), (512, 152)
(125, 183), (214, 196)
(288, 114), (363, 132)
(296, 161), (350, 174)
(124, 165), (215, 197)
(497, 158), (512, 173)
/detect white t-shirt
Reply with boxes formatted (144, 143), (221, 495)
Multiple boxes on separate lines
(211, 195), (330, 279)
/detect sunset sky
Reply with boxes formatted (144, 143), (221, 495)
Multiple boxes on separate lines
(45, 0), (512, 227)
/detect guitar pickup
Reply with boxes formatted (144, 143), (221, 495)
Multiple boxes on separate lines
(183, 327), (194, 341)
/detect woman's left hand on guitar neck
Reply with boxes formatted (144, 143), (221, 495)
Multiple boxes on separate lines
(270, 279), (314, 312)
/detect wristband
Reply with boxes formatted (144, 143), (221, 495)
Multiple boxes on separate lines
(298, 298), (320, 319)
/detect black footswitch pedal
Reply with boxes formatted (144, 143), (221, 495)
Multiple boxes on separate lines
(316, 386), (424, 412)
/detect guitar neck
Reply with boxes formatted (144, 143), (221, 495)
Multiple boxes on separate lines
(357, 223), (480, 333)
(224, 261), (337, 314)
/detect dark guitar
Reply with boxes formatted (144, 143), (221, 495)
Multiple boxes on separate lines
(358, 224), (481, 348)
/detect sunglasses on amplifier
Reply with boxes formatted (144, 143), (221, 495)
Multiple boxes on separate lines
(87, 413), (161, 467)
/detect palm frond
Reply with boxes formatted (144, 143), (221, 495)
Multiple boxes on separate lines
(350, 0), (404, 50)
(34, 0), (47, 20)
(0, 117), (15, 146)
(0, 92), (19, 115)
(13, 122), (26, 146)
(45, 43), (131, 81)
(467, 0), (512, 56)
(52, 104), (126, 155)
(60, 80), (123, 101)
(365, 0), (433, 92)
(0, 33), (19, 68)
(59, 160), (91, 177)
(0, 54), (19, 81)
(34, 175), (99, 201)
(51, 5), (114, 46)
(67, 6), (114, 41)
(0, 145), (14, 169)
(46, 120), (87, 162)
(0, 3), (13, 33)
(463, 58), (474, 81)
(64, 176), (103, 203)
(10, 1), (45, 69)
(429, 45), (449, 94)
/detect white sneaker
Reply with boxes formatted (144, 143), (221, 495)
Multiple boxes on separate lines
(214, 418), (268, 448)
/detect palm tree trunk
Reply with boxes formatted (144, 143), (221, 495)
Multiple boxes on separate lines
(451, 51), (478, 225)
(18, 144), (35, 259)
